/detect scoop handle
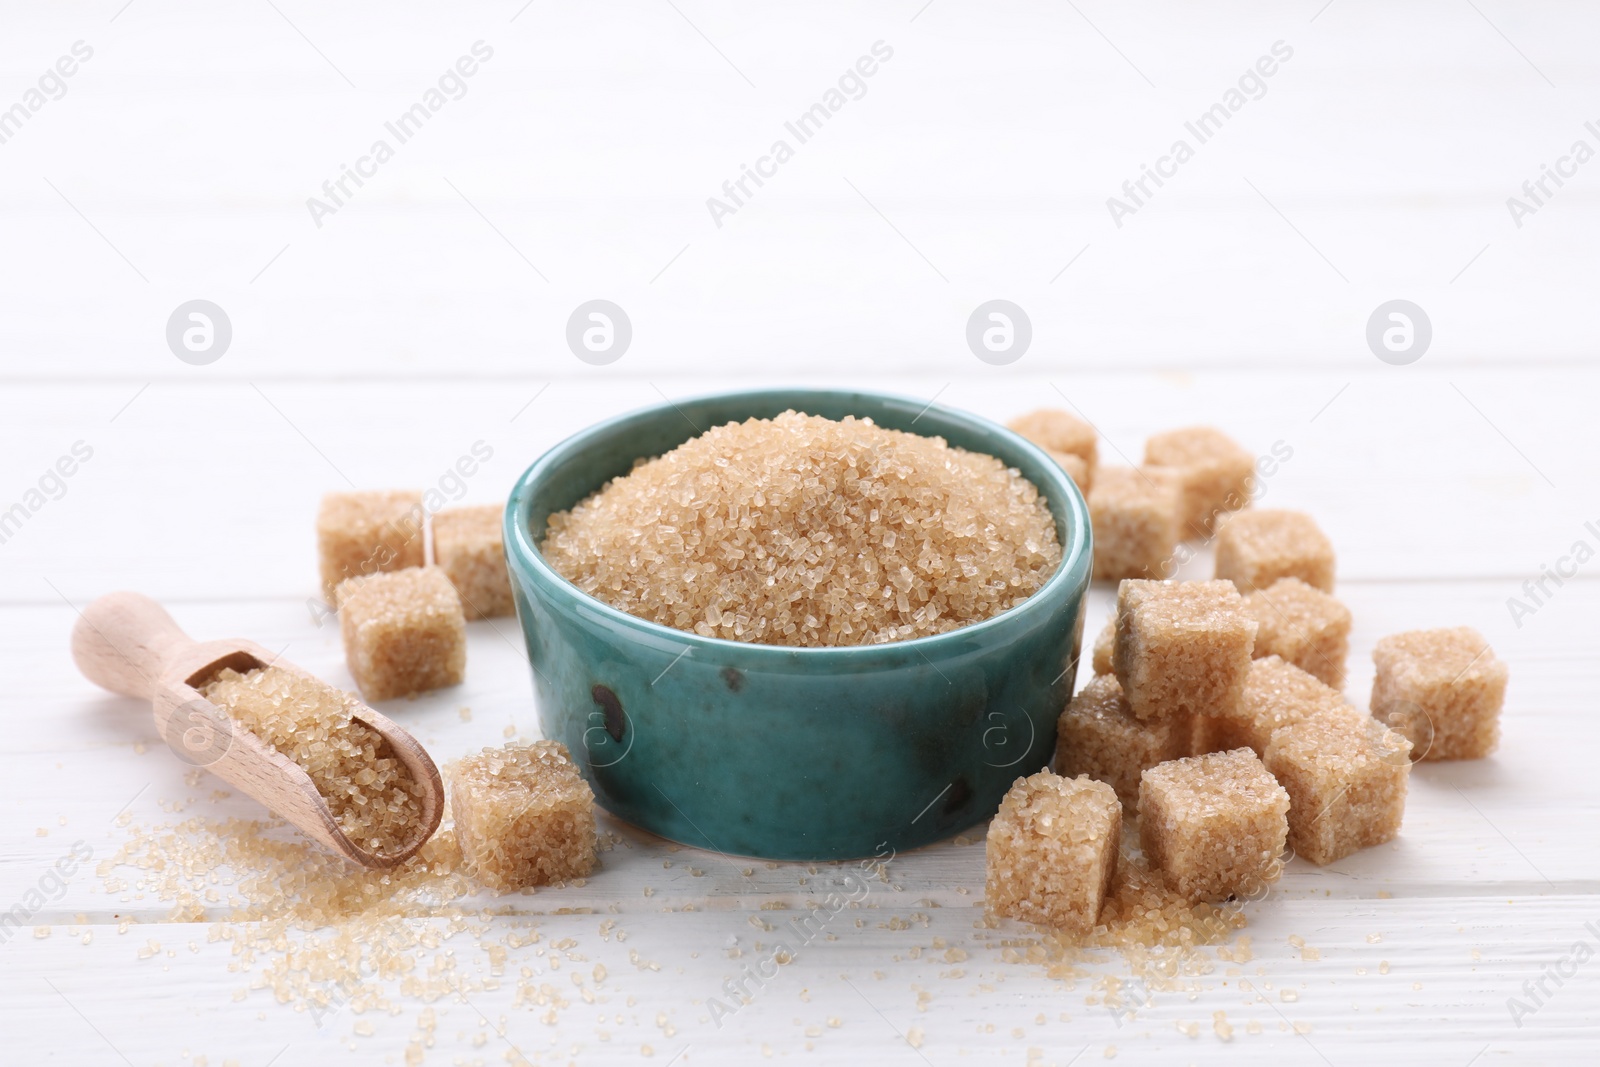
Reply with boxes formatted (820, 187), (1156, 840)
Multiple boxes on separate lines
(71, 592), (195, 701)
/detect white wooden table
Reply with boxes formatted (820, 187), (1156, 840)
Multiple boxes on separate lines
(3, 2), (1598, 1063)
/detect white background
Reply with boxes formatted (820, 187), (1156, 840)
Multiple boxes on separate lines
(2, 1), (1598, 1064)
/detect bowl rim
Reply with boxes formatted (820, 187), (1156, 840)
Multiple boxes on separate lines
(504, 386), (1092, 661)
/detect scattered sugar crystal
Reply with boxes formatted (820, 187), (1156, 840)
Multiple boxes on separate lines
(337, 567), (466, 702)
(1214, 510), (1335, 594)
(1370, 627), (1507, 760)
(1138, 749), (1289, 903)
(316, 491), (424, 601)
(448, 742), (596, 891)
(985, 772), (1120, 932)
(433, 504), (515, 619)
(1144, 426), (1254, 537)
(1241, 578), (1351, 688)
(1265, 713), (1411, 865)
(542, 412), (1061, 647)
(1087, 468), (1182, 581)
(200, 665), (426, 857)
(1113, 580), (1256, 722)
(1007, 409), (1097, 469)
(1055, 675), (1188, 810)
(1209, 656), (1356, 757)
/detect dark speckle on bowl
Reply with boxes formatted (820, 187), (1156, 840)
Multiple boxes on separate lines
(944, 774), (973, 816)
(720, 666), (745, 693)
(591, 684), (625, 742)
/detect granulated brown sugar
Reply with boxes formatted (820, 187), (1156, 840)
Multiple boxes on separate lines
(995, 822), (1251, 1001)
(336, 567), (467, 702)
(1138, 749), (1289, 903)
(315, 490), (424, 601)
(1241, 578), (1351, 689)
(1007, 408), (1097, 469)
(100, 812), (489, 1023)
(433, 504), (515, 619)
(1086, 467), (1182, 582)
(1113, 579), (1256, 723)
(542, 411), (1062, 647)
(1214, 509), (1335, 594)
(1264, 714), (1411, 865)
(1055, 675), (1188, 810)
(200, 666), (426, 857)
(1209, 655), (1356, 757)
(1143, 426), (1254, 537)
(449, 742), (596, 891)
(984, 772), (1120, 932)
(1091, 617), (1116, 675)
(1370, 626), (1507, 760)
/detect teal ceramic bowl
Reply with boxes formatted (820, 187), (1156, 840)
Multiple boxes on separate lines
(503, 389), (1092, 861)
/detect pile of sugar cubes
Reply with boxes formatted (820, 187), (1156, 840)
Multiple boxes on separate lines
(305, 412), (1511, 904)
(316, 490), (597, 890)
(990, 410), (1509, 933)
(316, 492), (517, 701)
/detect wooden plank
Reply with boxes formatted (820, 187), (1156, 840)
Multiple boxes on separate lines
(3, 573), (1595, 909)
(2, 898), (1596, 1063)
(0, 370), (1592, 605)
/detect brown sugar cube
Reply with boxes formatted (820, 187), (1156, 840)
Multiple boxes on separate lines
(1210, 655), (1357, 756)
(1144, 426), (1255, 537)
(1137, 748), (1289, 902)
(448, 741), (596, 891)
(1055, 675), (1189, 810)
(1091, 618), (1115, 675)
(1043, 449), (1092, 493)
(1188, 714), (1221, 756)
(1008, 409), (1097, 469)
(1370, 627), (1507, 760)
(1264, 715), (1411, 866)
(1241, 578), (1352, 689)
(1214, 509), (1335, 593)
(433, 504), (515, 620)
(316, 491), (425, 602)
(1088, 467), (1182, 581)
(337, 567), (466, 702)
(985, 771), (1120, 931)
(1113, 579), (1256, 722)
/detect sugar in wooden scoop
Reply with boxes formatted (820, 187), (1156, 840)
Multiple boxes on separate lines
(200, 665), (427, 857)
(542, 411), (1063, 647)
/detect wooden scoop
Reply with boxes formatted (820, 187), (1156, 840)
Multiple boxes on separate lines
(71, 591), (444, 868)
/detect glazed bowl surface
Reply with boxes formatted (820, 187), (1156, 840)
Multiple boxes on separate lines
(503, 388), (1092, 860)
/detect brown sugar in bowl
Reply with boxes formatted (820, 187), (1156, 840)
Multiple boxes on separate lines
(503, 389), (1093, 861)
